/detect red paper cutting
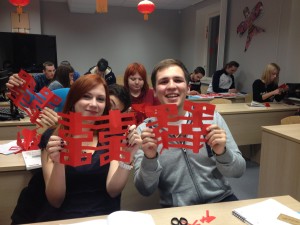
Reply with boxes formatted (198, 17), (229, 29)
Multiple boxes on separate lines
(29, 87), (62, 124)
(7, 70), (62, 151)
(144, 102), (215, 154)
(16, 128), (40, 151)
(57, 110), (135, 167)
(199, 210), (216, 223)
(278, 83), (288, 89)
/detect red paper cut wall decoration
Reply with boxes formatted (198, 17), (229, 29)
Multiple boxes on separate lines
(237, 1), (265, 51)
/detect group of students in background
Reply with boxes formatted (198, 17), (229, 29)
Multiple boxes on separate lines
(6, 57), (287, 224)
(191, 61), (288, 103)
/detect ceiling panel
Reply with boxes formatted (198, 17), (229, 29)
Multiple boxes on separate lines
(42, 0), (204, 13)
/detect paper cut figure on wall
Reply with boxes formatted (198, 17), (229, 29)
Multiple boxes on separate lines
(237, 1), (265, 51)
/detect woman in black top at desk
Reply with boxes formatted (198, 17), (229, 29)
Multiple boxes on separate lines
(11, 74), (141, 223)
(252, 63), (288, 102)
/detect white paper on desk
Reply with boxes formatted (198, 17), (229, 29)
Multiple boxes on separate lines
(61, 211), (156, 225)
(248, 101), (266, 107)
(232, 198), (300, 224)
(0, 140), (22, 155)
(22, 149), (42, 170)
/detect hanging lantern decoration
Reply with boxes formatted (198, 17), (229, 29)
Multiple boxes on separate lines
(9, 0), (30, 14)
(137, 0), (155, 21)
(96, 0), (108, 13)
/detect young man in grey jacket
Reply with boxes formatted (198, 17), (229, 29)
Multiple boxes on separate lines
(133, 59), (246, 207)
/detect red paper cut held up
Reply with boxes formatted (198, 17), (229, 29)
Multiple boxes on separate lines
(144, 102), (215, 154)
(7, 70), (62, 151)
(17, 128), (40, 152)
(57, 110), (135, 167)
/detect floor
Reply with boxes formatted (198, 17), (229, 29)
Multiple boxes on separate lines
(227, 160), (260, 200)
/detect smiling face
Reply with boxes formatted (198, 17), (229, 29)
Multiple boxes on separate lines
(154, 65), (189, 115)
(128, 73), (144, 95)
(74, 84), (106, 118)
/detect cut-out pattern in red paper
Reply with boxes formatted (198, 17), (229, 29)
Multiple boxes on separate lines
(144, 102), (215, 154)
(58, 110), (135, 167)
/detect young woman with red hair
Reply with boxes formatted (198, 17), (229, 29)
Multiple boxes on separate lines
(123, 62), (160, 124)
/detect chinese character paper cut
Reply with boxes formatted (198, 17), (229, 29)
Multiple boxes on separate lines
(144, 102), (215, 154)
(57, 110), (135, 167)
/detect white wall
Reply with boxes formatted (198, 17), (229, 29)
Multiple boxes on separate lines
(40, 2), (181, 76)
(225, 0), (300, 92)
(1, 0), (299, 90)
(181, 0), (300, 93)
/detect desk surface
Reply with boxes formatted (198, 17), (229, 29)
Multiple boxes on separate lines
(261, 124), (300, 144)
(188, 93), (246, 103)
(0, 116), (32, 127)
(27, 195), (300, 225)
(0, 140), (26, 172)
(215, 103), (299, 115)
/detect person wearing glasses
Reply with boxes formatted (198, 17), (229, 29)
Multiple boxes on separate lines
(252, 63), (288, 102)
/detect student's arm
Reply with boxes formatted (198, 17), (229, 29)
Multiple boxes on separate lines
(252, 80), (265, 102)
(42, 135), (66, 208)
(133, 125), (162, 196)
(228, 76), (237, 93)
(106, 125), (142, 197)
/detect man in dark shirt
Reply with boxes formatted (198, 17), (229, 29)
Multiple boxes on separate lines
(207, 61), (239, 93)
(85, 58), (116, 85)
(34, 61), (56, 93)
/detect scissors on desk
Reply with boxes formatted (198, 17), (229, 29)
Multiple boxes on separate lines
(171, 217), (188, 225)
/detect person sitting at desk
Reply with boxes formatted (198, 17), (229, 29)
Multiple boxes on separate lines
(133, 59), (246, 207)
(123, 62), (160, 125)
(10, 75), (139, 224)
(188, 66), (205, 95)
(85, 58), (116, 85)
(33, 61), (56, 93)
(207, 61), (239, 93)
(48, 64), (74, 91)
(252, 63), (288, 103)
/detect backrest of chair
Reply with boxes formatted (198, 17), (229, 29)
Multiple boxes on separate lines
(209, 98), (232, 104)
(281, 116), (300, 125)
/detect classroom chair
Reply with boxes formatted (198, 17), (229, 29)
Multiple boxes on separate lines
(209, 98), (232, 104)
(280, 115), (300, 125)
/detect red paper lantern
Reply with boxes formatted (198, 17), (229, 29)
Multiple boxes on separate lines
(9, 0), (30, 14)
(137, 0), (155, 21)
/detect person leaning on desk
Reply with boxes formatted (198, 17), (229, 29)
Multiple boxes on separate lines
(133, 59), (246, 208)
(207, 61), (240, 94)
(252, 63), (289, 103)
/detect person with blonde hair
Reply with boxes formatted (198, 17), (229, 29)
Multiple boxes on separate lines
(252, 63), (288, 102)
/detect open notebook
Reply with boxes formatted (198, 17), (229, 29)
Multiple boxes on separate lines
(232, 198), (300, 225)
(61, 211), (156, 225)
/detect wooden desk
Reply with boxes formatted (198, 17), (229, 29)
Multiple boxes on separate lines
(258, 124), (300, 201)
(0, 116), (35, 140)
(0, 101), (10, 107)
(25, 195), (300, 225)
(188, 94), (246, 103)
(214, 103), (299, 146)
(0, 140), (32, 225)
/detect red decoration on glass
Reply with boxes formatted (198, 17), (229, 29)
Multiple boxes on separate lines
(137, 0), (155, 21)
